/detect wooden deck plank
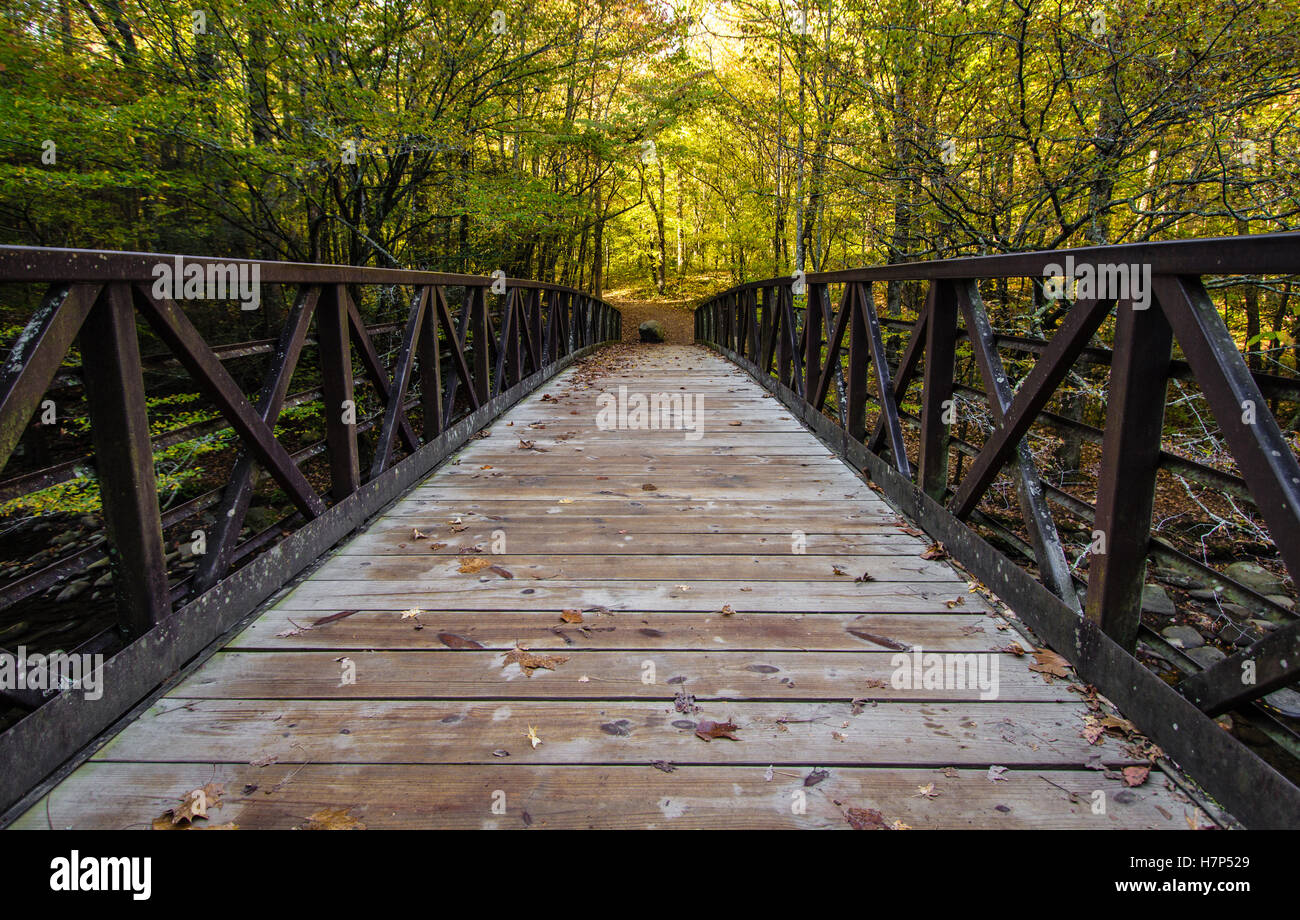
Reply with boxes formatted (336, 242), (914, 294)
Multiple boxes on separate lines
(89, 699), (1138, 767)
(14, 764), (1194, 830)
(228, 611), (1013, 651)
(274, 580), (993, 613)
(168, 650), (1066, 702)
(310, 553), (962, 582)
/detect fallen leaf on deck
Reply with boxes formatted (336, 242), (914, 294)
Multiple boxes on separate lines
(921, 543), (948, 560)
(987, 765), (1009, 782)
(312, 609), (359, 627)
(503, 645), (570, 675)
(847, 628), (909, 651)
(437, 632), (483, 650)
(720, 604), (735, 616)
(527, 725), (542, 749)
(411, 528), (429, 540)
(945, 596), (965, 608)
(1028, 648), (1071, 680)
(156, 782), (224, 828)
(641, 483), (657, 491)
(301, 807), (366, 830)
(844, 807), (890, 830)
(855, 571), (875, 583)
(1001, 642), (1026, 656)
(560, 608), (584, 624)
(459, 557), (493, 574)
(488, 565), (514, 579)
(694, 719), (741, 742)
(1123, 765), (1150, 787)
(912, 783), (939, 798)
(804, 768), (830, 787)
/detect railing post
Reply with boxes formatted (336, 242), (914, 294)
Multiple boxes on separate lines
(471, 286), (490, 403)
(78, 283), (170, 636)
(918, 280), (957, 500)
(418, 287), (443, 439)
(847, 282), (869, 442)
(566, 292), (577, 354)
(317, 284), (360, 499)
(1085, 294), (1174, 651)
(776, 286), (793, 386)
(805, 283), (824, 400)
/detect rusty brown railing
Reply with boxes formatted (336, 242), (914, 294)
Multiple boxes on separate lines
(696, 233), (1300, 828)
(0, 246), (619, 815)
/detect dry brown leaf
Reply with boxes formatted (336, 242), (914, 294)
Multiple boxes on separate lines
(301, 807), (366, 830)
(694, 719), (741, 742)
(1123, 765), (1151, 787)
(503, 645), (570, 675)
(459, 557), (493, 574)
(720, 604), (735, 616)
(560, 608), (584, 624)
(844, 807), (890, 830)
(1028, 648), (1071, 680)
(641, 483), (657, 491)
(437, 632), (484, 650)
(156, 782), (223, 827)
(921, 542), (948, 560)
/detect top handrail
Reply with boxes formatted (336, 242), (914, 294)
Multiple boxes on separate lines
(694, 232), (1300, 294)
(0, 245), (593, 293)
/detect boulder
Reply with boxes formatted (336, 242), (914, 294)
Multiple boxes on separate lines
(1186, 646), (1227, 669)
(1160, 624), (1205, 650)
(1264, 687), (1300, 718)
(1224, 561), (1286, 596)
(1140, 584), (1177, 618)
(638, 319), (666, 343)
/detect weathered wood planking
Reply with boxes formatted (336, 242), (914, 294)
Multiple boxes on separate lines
(13, 345), (1198, 829)
(309, 553), (960, 581)
(169, 650), (1068, 701)
(229, 611), (1012, 652)
(13, 764), (1193, 830)
(90, 700), (1134, 767)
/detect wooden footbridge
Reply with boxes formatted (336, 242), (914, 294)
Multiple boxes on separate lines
(0, 238), (1298, 829)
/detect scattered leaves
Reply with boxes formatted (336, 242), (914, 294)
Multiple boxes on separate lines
(560, 608), (584, 624)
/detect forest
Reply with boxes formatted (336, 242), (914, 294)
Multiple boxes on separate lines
(2, 1), (1296, 312)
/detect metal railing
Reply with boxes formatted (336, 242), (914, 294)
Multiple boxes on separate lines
(695, 232), (1300, 828)
(0, 246), (619, 815)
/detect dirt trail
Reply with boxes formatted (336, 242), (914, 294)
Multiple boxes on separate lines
(602, 288), (699, 345)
